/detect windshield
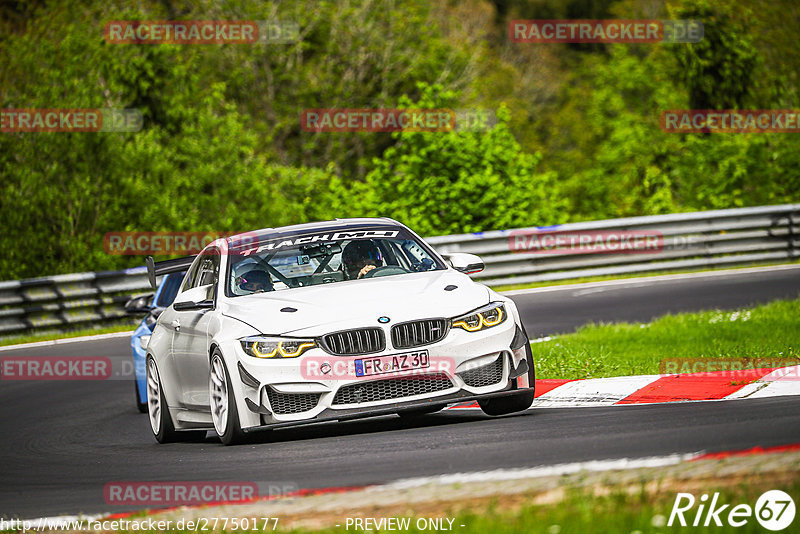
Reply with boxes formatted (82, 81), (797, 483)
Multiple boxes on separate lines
(226, 228), (445, 296)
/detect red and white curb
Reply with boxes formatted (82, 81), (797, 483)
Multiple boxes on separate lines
(448, 365), (800, 410)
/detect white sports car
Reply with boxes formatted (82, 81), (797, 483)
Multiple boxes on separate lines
(144, 218), (535, 445)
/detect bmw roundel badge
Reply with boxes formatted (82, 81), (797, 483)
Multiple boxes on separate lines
(378, 316), (390, 324)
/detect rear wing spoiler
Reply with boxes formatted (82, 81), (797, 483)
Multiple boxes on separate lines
(145, 255), (196, 290)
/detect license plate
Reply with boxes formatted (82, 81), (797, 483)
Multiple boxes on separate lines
(354, 350), (429, 377)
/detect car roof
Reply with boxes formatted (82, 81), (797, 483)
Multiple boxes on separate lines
(225, 217), (405, 249)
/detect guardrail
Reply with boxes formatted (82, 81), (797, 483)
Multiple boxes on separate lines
(1, 204), (798, 336)
(0, 267), (150, 336)
(429, 203), (800, 286)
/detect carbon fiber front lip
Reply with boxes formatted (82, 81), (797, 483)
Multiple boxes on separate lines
(241, 380), (532, 433)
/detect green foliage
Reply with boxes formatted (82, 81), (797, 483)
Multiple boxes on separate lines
(337, 84), (567, 234)
(542, 0), (800, 220)
(670, 0), (760, 109)
(556, 45), (686, 218)
(189, 0), (477, 180)
(0, 0), (798, 279)
(0, 1), (330, 277)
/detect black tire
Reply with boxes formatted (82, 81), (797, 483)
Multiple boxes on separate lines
(147, 357), (206, 443)
(398, 404), (446, 418)
(478, 389), (535, 416)
(209, 351), (247, 446)
(135, 379), (148, 413)
(520, 324), (536, 389)
(478, 325), (536, 416)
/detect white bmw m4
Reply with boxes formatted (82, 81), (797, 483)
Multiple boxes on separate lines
(144, 218), (535, 444)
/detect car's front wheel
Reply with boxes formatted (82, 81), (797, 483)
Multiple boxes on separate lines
(479, 334), (536, 416)
(209, 351), (246, 445)
(478, 389), (535, 416)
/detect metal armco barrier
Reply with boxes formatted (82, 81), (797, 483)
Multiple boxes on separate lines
(428, 203), (800, 286)
(0, 268), (150, 335)
(1, 204), (798, 336)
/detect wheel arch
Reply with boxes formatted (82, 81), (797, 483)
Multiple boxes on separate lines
(207, 339), (261, 431)
(209, 342), (221, 363)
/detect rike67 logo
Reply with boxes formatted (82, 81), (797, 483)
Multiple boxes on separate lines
(668, 490), (795, 531)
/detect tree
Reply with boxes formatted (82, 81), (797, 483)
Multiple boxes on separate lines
(670, 0), (759, 109)
(339, 84), (566, 235)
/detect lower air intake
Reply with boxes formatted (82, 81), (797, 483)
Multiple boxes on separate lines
(458, 355), (504, 387)
(332, 373), (453, 405)
(265, 387), (320, 414)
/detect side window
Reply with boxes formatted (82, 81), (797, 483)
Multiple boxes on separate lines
(195, 248), (220, 288)
(181, 258), (202, 293)
(156, 272), (185, 307)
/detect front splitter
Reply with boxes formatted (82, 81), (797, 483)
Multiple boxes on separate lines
(241, 383), (534, 433)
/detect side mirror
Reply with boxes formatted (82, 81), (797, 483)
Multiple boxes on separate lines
(443, 252), (485, 274)
(124, 294), (154, 315)
(173, 284), (215, 311)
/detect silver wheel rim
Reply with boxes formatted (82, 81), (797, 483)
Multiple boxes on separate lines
(147, 359), (161, 434)
(210, 355), (228, 436)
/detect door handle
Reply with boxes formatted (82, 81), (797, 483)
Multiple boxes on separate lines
(171, 319), (180, 332)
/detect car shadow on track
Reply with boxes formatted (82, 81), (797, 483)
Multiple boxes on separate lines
(197, 409), (537, 446)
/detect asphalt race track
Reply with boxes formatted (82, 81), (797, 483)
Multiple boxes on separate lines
(1, 266), (799, 518)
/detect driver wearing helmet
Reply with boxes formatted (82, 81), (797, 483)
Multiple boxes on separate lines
(235, 267), (273, 294)
(342, 239), (383, 280)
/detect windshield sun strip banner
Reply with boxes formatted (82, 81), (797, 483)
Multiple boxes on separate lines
(234, 229), (402, 256)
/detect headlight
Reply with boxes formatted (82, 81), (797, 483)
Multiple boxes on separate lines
(240, 336), (316, 358)
(138, 335), (151, 349)
(451, 302), (507, 332)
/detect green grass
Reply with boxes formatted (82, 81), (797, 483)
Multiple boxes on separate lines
(341, 482), (800, 534)
(11, 478), (791, 534)
(491, 260), (800, 293)
(532, 297), (800, 379)
(0, 321), (136, 347)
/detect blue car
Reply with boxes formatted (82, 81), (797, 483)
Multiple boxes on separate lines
(125, 272), (186, 413)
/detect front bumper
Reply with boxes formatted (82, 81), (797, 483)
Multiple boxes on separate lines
(232, 319), (531, 430)
(241, 383), (532, 433)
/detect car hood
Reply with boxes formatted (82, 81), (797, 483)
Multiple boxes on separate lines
(218, 270), (490, 336)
